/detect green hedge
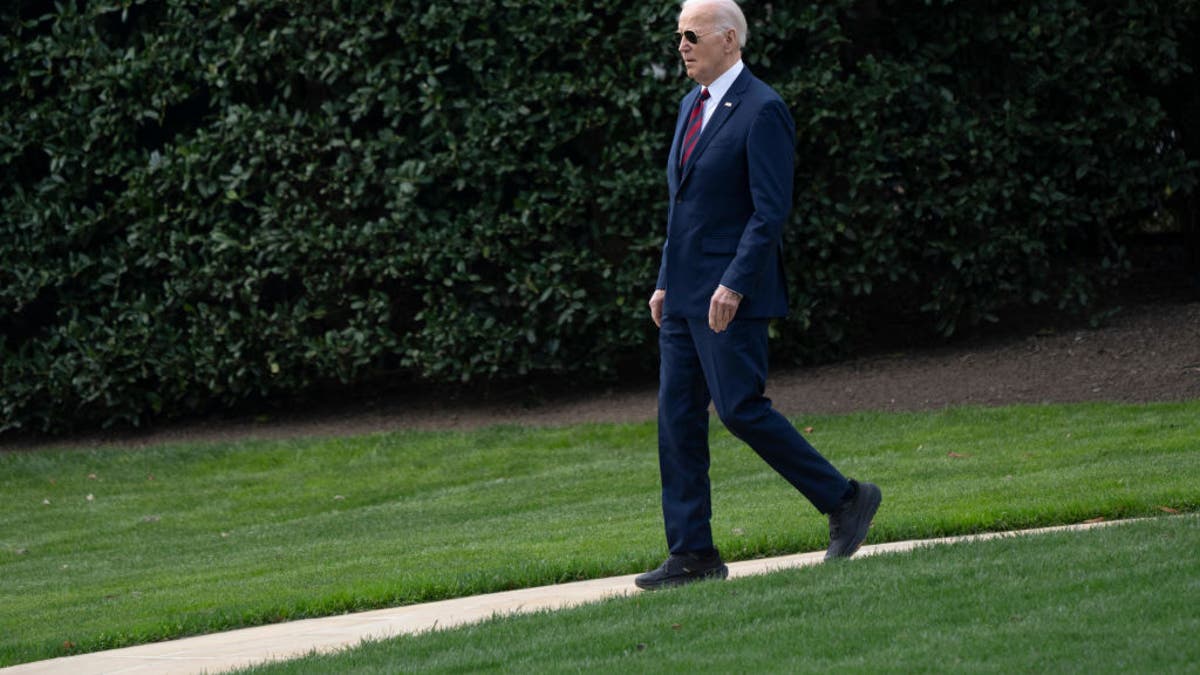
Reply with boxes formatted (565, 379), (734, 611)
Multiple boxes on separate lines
(2, 0), (1197, 434)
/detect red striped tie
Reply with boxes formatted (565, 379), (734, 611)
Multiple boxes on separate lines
(679, 87), (710, 167)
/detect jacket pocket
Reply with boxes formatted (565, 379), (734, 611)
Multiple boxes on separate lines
(701, 235), (739, 254)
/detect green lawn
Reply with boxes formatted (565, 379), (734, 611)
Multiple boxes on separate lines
(1, 401), (1197, 667)
(240, 515), (1200, 674)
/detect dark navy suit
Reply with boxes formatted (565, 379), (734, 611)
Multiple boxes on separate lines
(655, 66), (850, 555)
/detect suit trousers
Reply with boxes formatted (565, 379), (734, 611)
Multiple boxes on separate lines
(657, 316), (850, 554)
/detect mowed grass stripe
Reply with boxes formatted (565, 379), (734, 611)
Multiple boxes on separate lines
(1, 401), (1197, 666)
(241, 516), (1200, 674)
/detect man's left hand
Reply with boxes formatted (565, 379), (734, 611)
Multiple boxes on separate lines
(708, 285), (742, 333)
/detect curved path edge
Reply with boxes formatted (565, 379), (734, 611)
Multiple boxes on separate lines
(1, 517), (1171, 675)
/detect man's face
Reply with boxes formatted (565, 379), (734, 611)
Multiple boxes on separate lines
(677, 5), (732, 86)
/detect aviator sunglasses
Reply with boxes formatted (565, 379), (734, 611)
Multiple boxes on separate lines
(675, 28), (723, 44)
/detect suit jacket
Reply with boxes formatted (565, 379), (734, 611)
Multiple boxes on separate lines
(656, 66), (794, 319)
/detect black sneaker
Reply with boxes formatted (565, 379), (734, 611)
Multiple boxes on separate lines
(825, 480), (882, 561)
(634, 550), (729, 590)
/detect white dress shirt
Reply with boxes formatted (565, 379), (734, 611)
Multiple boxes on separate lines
(700, 59), (744, 130)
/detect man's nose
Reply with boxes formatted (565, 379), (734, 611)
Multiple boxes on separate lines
(678, 36), (690, 52)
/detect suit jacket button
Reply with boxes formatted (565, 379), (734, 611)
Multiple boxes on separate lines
(675, 196), (682, 204)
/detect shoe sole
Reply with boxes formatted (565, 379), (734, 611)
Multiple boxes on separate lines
(825, 483), (882, 561)
(634, 564), (729, 591)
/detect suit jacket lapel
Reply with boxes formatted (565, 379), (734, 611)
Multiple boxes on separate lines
(680, 67), (753, 187)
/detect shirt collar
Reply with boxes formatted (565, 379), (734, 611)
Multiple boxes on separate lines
(704, 59), (744, 106)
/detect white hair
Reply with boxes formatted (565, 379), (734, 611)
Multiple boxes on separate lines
(680, 0), (748, 49)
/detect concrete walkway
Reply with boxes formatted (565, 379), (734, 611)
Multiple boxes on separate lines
(2, 519), (1137, 675)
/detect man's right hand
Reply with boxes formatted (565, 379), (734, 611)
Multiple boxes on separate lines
(649, 289), (666, 328)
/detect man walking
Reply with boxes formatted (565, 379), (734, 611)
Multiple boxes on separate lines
(637, 0), (882, 590)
